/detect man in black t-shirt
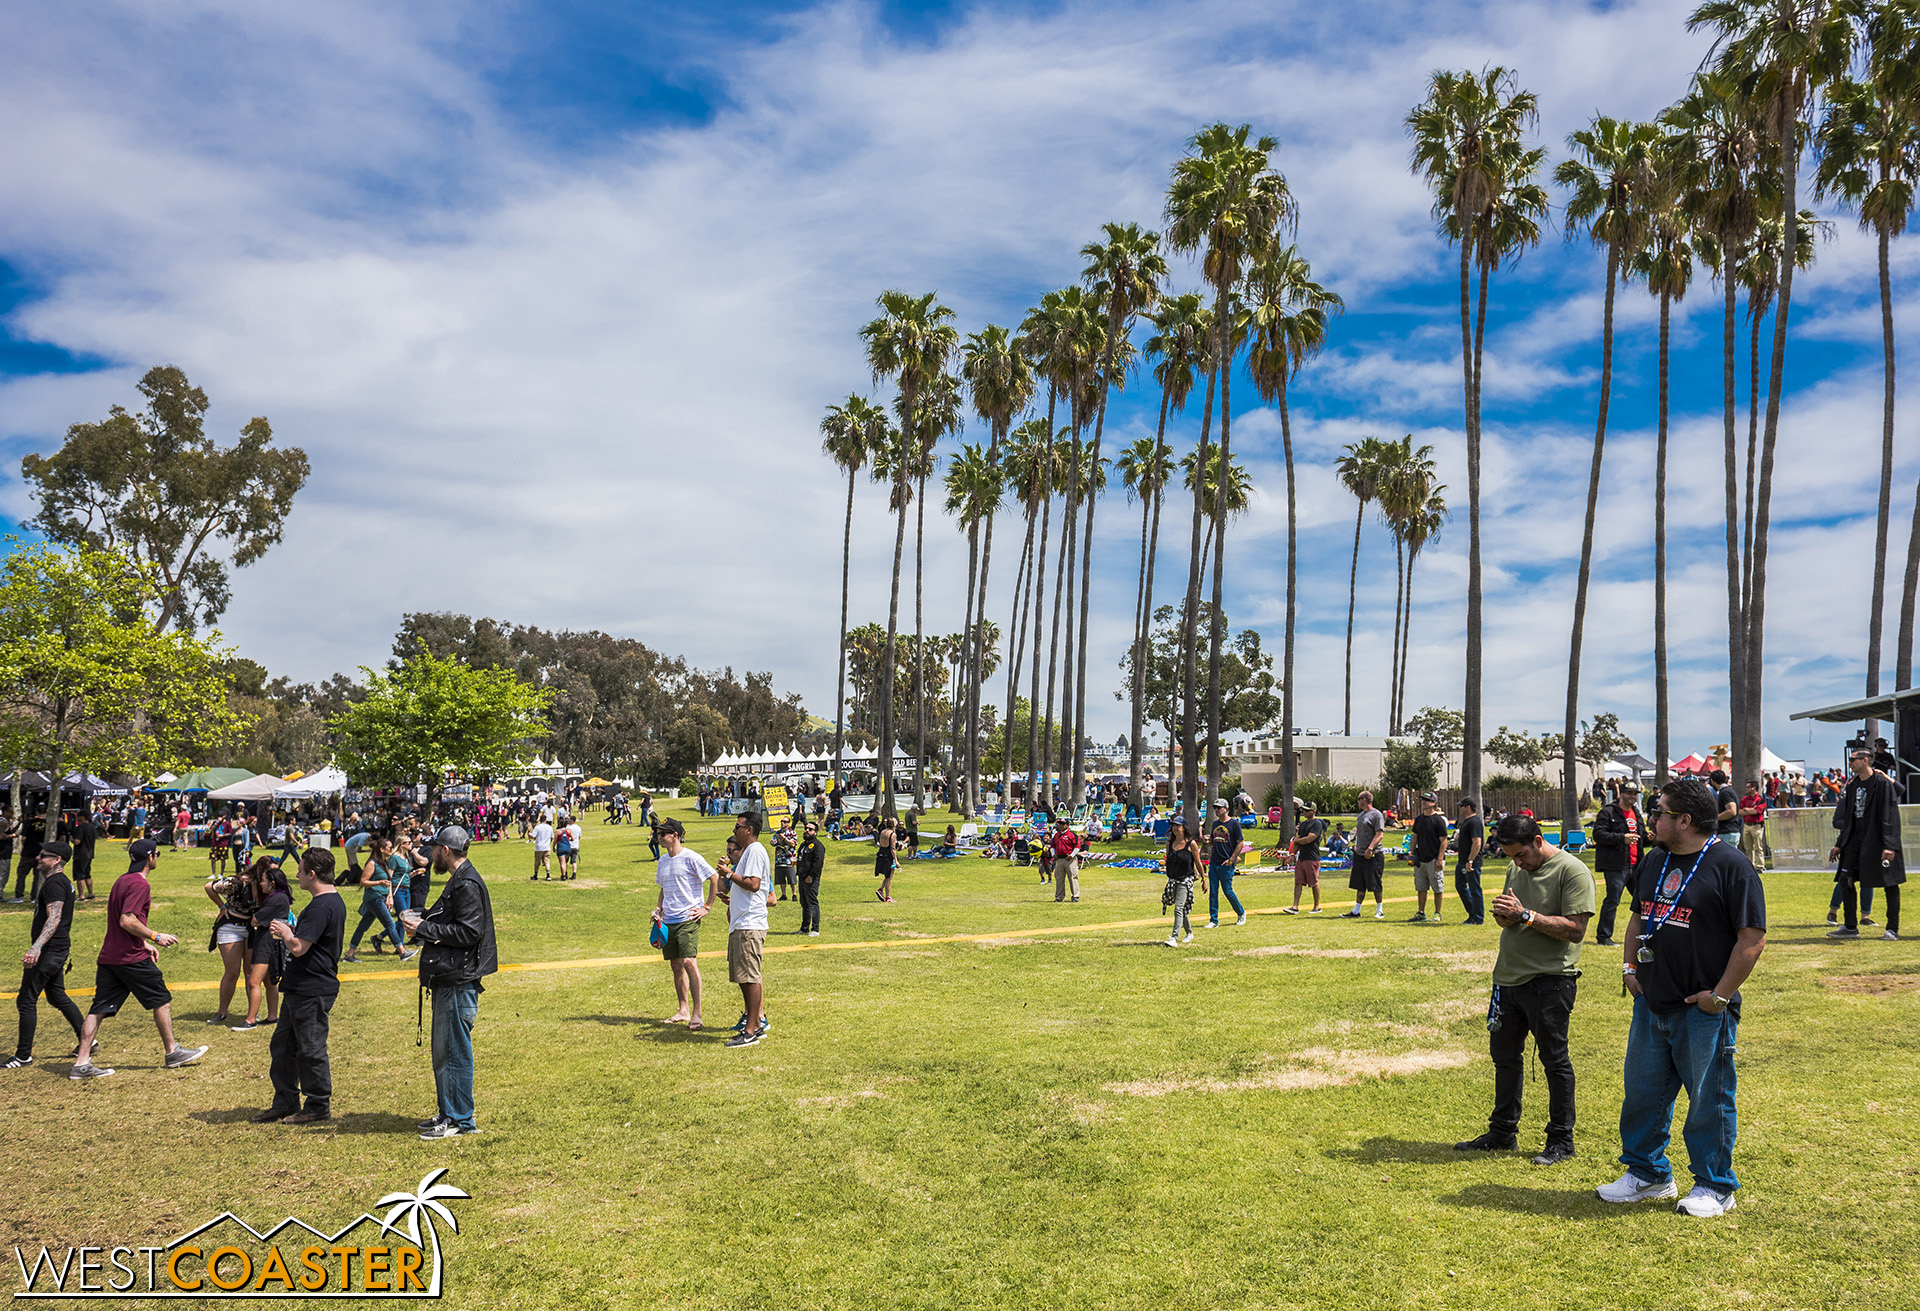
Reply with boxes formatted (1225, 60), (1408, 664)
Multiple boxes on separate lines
(1286, 803), (1327, 915)
(1409, 793), (1451, 923)
(1598, 778), (1766, 1218)
(1453, 799), (1487, 924)
(256, 848), (346, 1124)
(1709, 769), (1741, 838)
(7, 840), (87, 1067)
(65, 808), (99, 901)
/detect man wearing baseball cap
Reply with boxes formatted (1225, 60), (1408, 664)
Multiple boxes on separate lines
(402, 826), (496, 1140)
(6, 838), (86, 1068)
(70, 838), (208, 1079)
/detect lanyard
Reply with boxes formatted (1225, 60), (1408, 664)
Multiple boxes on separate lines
(1643, 836), (1716, 940)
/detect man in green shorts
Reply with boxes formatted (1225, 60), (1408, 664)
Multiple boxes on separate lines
(652, 818), (715, 1029)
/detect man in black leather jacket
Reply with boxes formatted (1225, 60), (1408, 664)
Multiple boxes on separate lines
(401, 826), (496, 1140)
(1592, 783), (1647, 946)
(795, 820), (825, 937)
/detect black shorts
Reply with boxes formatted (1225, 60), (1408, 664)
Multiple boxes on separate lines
(1348, 853), (1384, 895)
(90, 960), (173, 1017)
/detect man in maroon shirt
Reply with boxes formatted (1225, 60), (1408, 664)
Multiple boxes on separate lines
(69, 839), (208, 1080)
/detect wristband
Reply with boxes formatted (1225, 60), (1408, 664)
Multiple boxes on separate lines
(1621, 965), (1636, 975)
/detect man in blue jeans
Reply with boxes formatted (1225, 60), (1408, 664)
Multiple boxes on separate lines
(402, 827), (497, 1141)
(1599, 777), (1766, 1218)
(1452, 798), (1487, 925)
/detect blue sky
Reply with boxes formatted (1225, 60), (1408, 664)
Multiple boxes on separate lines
(1, 0), (1909, 772)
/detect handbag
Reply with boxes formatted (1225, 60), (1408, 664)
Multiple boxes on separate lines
(648, 919), (669, 950)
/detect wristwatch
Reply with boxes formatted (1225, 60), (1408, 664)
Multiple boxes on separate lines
(1710, 993), (1732, 1011)
(1520, 909), (1537, 928)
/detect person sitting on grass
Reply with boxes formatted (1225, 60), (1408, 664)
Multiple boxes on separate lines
(938, 825), (958, 857)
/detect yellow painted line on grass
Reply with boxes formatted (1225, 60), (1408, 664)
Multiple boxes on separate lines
(1, 895), (1423, 1000)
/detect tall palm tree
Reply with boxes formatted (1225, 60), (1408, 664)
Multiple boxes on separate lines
(1397, 484), (1450, 733)
(1182, 447), (1253, 586)
(860, 290), (958, 819)
(1129, 294), (1211, 809)
(944, 442), (1004, 802)
(1166, 122), (1295, 814)
(1041, 291), (1104, 809)
(1817, 61), (1920, 737)
(1335, 436), (1390, 737)
(1374, 436), (1436, 735)
(819, 395), (888, 790)
(959, 324), (1035, 814)
(1689, 0), (1858, 781)
(1244, 243), (1341, 831)
(906, 371), (962, 811)
(1408, 67), (1548, 803)
(1555, 115), (1657, 837)
(999, 417), (1057, 805)
(1017, 294), (1083, 807)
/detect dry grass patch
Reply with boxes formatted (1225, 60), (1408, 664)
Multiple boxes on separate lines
(1821, 973), (1920, 996)
(1411, 949), (1500, 972)
(1233, 945), (1380, 960)
(1104, 1045), (1472, 1097)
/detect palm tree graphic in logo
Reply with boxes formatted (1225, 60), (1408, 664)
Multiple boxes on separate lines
(376, 1169), (469, 1297)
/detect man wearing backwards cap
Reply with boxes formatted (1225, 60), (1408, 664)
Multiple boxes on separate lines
(401, 826), (497, 1140)
(6, 838), (87, 1068)
(69, 838), (209, 1080)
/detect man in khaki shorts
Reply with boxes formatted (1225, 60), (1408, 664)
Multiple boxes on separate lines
(1409, 792), (1451, 923)
(720, 813), (771, 1049)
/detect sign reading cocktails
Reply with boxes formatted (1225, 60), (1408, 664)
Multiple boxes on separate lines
(11, 1170), (467, 1299)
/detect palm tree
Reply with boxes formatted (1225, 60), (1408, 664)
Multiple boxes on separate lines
(999, 417), (1057, 806)
(1017, 293), (1083, 807)
(945, 442), (1003, 803)
(1182, 446), (1253, 589)
(1335, 436), (1390, 737)
(1166, 122), (1295, 814)
(1244, 243), (1341, 831)
(1688, 0), (1857, 782)
(959, 325), (1035, 814)
(907, 371), (962, 811)
(1397, 484), (1450, 734)
(1129, 294), (1211, 809)
(819, 395), (888, 790)
(1407, 67), (1548, 804)
(1374, 436), (1436, 735)
(1554, 114), (1657, 838)
(1073, 222), (1167, 805)
(1816, 62), (1920, 737)
(1040, 289), (1104, 809)
(860, 290), (958, 819)
(377, 1169), (469, 1297)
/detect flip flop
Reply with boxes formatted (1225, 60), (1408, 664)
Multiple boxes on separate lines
(687, 1021), (704, 1032)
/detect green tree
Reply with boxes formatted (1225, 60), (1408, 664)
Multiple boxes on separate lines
(1374, 435), (1439, 735)
(1403, 705), (1466, 757)
(820, 394), (889, 787)
(331, 652), (552, 815)
(0, 541), (249, 789)
(944, 442), (1004, 812)
(1335, 435), (1390, 737)
(1486, 724), (1548, 776)
(20, 365), (309, 634)
(1381, 741), (1439, 796)
(1577, 712), (1640, 783)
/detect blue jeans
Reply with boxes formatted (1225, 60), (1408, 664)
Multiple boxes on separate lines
(1454, 860), (1485, 923)
(431, 983), (480, 1129)
(1829, 879), (1873, 916)
(1619, 993), (1740, 1193)
(1208, 866), (1244, 923)
(349, 889), (404, 950)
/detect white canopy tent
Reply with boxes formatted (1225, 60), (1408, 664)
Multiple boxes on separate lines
(206, 773), (286, 801)
(274, 766), (349, 799)
(1759, 747), (1804, 777)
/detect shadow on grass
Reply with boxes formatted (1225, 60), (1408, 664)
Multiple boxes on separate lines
(190, 1106), (271, 1125)
(568, 1014), (722, 1042)
(1324, 1137), (1463, 1165)
(326, 1111), (432, 1135)
(1438, 1182), (1620, 1217)
(1113, 939), (1177, 948)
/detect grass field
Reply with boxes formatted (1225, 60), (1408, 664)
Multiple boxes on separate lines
(1, 799), (1916, 1310)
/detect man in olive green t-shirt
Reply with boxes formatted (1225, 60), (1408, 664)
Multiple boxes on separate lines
(1454, 815), (1594, 1165)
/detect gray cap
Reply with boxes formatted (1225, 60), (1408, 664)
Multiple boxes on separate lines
(426, 825), (471, 852)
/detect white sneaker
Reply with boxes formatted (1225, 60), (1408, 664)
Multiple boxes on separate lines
(1182, 931), (1194, 944)
(1163, 935), (1179, 948)
(1595, 1172), (1679, 1204)
(1374, 908), (1386, 919)
(1675, 1185), (1736, 1217)
(1235, 914), (1246, 926)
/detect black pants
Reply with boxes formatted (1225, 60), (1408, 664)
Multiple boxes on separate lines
(798, 876), (820, 934)
(269, 992), (335, 1113)
(1842, 879), (1901, 934)
(1596, 868), (1630, 943)
(15, 954), (84, 1059)
(1488, 974), (1578, 1145)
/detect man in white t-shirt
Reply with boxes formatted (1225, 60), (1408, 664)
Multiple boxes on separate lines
(652, 818), (713, 1027)
(563, 820), (584, 879)
(721, 813), (772, 1048)
(530, 820), (554, 881)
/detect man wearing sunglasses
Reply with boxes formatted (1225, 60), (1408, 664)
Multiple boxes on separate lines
(1598, 778), (1765, 1218)
(1827, 747), (1903, 940)
(796, 820), (825, 937)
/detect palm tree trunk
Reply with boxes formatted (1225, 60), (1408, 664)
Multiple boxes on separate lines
(1280, 382), (1299, 832)
(1742, 294), (1760, 624)
(1129, 389), (1171, 811)
(1390, 535), (1405, 735)
(1655, 289), (1672, 784)
(1043, 477), (1074, 810)
(1397, 546), (1416, 733)
(1867, 225), (1896, 740)
(1181, 368), (1218, 819)
(878, 381), (918, 821)
(1460, 241), (1484, 804)
(955, 518), (980, 816)
(1204, 300), (1232, 810)
(1001, 507), (1038, 804)
(1344, 502), (1363, 738)
(1898, 469), (1920, 690)
(1564, 243), (1619, 840)
(1721, 253), (1749, 787)
(1076, 314), (1125, 812)
(833, 465), (856, 786)
(913, 471), (928, 812)
(1135, 400), (1173, 812)
(1028, 492), (1053, 811)
(967, 431), (1003, 815)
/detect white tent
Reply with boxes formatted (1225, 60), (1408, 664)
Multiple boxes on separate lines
(207, 773), (286, 801)
(274, 766), (349, 798)
(1759, 747), (1804, 777)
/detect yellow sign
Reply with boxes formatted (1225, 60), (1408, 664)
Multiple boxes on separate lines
(764, 785), (791, 828)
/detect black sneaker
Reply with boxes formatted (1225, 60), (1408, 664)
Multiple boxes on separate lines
(1827, 927), (1861, 938)
(1532, 1142), (1576, 1166)
(418, 1114), (451, 1132)
(66, 1040), (100, 1060)
(419, 1121), (480, 1140)
(725, 1029), (762, 1048)
(204, 1013), (229, 1025)
(1454, 1132), (1518, 1152)
(3, 1055), (32, 1069)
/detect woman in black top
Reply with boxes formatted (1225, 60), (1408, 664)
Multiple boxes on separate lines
(875, 820), (897, 903)
(1162, 819), (1205, 947)
(204, 863), (261, 1024)
(236, 857), (292, 1031)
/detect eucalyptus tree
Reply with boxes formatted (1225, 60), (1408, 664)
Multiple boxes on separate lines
(944, 442), (1004, 806)
(1817, 56), (1920, 727)
(1688, 0), (1858, 780)
(1244, 243), (1341, 830)
(819, 394), (889, 786)
(1166, 122), (1296, 813)
(959, 324), (1035, 813)
(1074, 222), (1167, 801)
(1335, 436), (1390, 737)
(1554, 114), (1657, 837)
(1407, 67), (1548, 803)
(860, 290), (958, 818)
(1128, 294), (1211, 807)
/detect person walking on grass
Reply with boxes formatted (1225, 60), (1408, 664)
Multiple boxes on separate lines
(253, 847), (346, 1124)
(1409, 792), (1449, 923)
(1341, 791), (1387, 919)
(1453, 797), (1487, 925)
(67, 806), (99, 902)
(1051, 814), (1083, 904)
(652, 818), (714, 1029)
(875, 818), (898, 903)
(6, 839), (85, 1070)
(721, 813), (772, 1048)
(530, 815), (554, 880)
(1828, 747), (1904, 941)
(404, 826), (497, 1140)
(796, 819), (824, 937)
(70, 838), (208, 1081)
(343, 838), (415, 965)
(1454, 815), (1593, 1165)
(1593, 783), (1647, 947)
(1205, 819), (1245, 928)
(1599, 777), (1766, 1217)
(1162, 818), (1205, 947)
(1283, 802), (1326, 915)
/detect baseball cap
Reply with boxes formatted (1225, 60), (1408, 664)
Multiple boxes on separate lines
(659, 817), (686, 838)
(428, 825), (471, 852)
(38, 838), (72, 860)
(1420, 792), (1438, 803)
(127, 837), (158, 866)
